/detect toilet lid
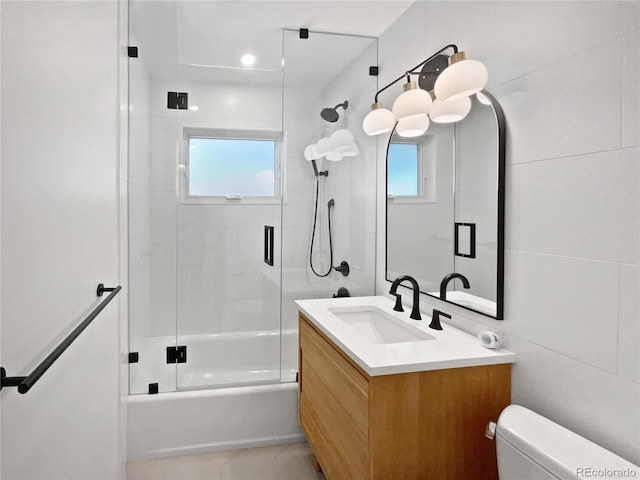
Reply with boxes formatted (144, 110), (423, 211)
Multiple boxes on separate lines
(497, 405), (639, 480)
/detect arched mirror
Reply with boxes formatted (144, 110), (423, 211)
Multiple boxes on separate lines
(385, 90), (505, 319)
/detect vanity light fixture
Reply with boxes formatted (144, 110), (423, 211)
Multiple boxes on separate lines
(391, 80), (432, 121)
(362, 103), (395, 136)
(396, 115), (430, 138)
(434, 51), (488, 102)
(429, 96), (471, 123)
(363, 44), (488, 136)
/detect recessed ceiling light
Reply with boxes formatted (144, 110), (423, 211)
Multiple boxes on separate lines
(241, 54), (256, 66)
(189, 105), (199, 111)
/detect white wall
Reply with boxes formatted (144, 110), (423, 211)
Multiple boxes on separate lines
(377, 1), (639, 465)
(1, 1), (124, 478)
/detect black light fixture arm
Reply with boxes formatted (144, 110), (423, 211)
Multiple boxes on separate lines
(373, 44), (458, 103)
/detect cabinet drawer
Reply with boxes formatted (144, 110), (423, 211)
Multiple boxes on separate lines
(299, 315), (369, 480)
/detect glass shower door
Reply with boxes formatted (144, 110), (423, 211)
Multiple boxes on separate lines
(128, 0), (180, 395)
(279, 29), (379, 382)
(128, 2), (379, 394)
(174, 2), (284, 390)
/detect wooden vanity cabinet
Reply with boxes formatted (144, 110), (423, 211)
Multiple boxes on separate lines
(298, 313), (511, 480)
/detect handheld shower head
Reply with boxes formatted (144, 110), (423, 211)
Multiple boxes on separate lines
(320, 101), (349, 123)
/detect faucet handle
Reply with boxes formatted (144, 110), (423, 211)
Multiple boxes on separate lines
(429, 309), (450, 330)
(391, 293), (404, 312)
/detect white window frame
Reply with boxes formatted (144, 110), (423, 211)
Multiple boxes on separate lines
(180, 127), (286, 205)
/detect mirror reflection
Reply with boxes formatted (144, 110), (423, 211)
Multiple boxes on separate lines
(386, 91), (505, 319)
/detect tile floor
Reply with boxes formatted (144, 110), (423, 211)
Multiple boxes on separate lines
(126, 442), (326, 480)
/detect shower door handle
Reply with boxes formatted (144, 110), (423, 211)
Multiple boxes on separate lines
(264, 226), (274, 266)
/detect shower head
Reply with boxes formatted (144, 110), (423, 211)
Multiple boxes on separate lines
(320, 101), (349, 123)
(327, 199), (335, 208)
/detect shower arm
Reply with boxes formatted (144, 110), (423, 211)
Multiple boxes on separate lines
(334, 101), (348, 111)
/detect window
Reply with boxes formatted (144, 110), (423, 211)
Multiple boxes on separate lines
(387, 136), (436, 204)
(387, 143), (419, 196)
(182, 128), (283, 203)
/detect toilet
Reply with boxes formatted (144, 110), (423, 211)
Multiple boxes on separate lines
(496, 405), (639, 479)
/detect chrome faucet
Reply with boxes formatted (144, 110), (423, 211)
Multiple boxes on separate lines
(439, 272), (470, 300)
(389, 275), (422, 320)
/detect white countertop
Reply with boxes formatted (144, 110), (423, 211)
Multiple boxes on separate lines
(296, 295), (516, 376)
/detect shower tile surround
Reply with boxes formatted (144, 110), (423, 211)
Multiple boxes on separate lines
(376, 1), (639, 465)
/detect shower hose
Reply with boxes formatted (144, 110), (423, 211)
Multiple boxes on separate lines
(309, 177), (334, 277)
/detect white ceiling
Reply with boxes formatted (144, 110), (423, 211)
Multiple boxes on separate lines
(130, 0), (413, 87)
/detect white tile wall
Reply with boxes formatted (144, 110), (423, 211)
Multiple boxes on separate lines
(492, 2), (637, 87)
(149, 191), (177, 266)
(504, 251), (619, 372)
(149, 154), (177, 193)
(618, 264), (640, 383)
(509, 334), (640, 465)
(149, 265), (177, 338)
(498, 39), (622, 165)
(623, 30), (639, 148)
(377, 0), (640, 465)
(506, 148), (639, 264)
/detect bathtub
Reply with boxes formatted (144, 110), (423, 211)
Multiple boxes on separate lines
(127, 329), (303, 460)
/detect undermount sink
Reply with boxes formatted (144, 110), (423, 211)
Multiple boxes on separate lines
(328, 306), (435, 344)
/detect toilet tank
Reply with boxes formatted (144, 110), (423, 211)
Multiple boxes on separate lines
(496, 405), (639, 480)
